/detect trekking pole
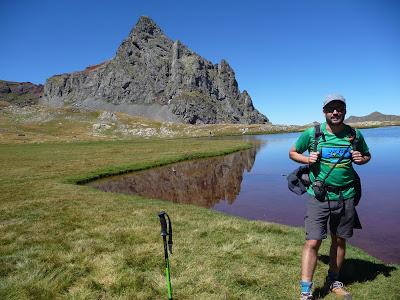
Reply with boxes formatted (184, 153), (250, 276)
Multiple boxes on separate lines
(158, 211), (173, 300)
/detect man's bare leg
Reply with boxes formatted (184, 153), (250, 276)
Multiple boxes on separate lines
(329, 234), (346, 274)
(301, 239), (322, 281)
(327, 234), (352, 298)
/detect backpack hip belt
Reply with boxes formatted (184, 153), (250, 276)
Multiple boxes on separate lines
(325, 182), (354, 193)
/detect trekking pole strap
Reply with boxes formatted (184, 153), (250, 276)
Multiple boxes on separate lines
(165, 213), (173, 254)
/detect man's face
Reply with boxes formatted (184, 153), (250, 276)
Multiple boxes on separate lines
(323, 100), (346, 126)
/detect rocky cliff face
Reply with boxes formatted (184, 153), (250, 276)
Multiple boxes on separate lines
(41, 16), (268, 124)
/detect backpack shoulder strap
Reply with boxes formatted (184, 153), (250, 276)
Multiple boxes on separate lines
(313, 124), (323, 151)
(348, 125), (358, 151)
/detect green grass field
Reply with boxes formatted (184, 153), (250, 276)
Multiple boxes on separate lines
(1, 136), (399, 299)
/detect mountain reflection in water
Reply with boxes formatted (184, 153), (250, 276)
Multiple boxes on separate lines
(87, 127), (400, 264)
(88, 146), (260, 208)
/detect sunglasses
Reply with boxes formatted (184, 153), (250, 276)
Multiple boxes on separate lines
(324, 105), (345, 113)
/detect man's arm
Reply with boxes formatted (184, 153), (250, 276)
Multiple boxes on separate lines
(289, 145), (319, 165)
(352, 129), (371, 165)
(351, 150), (371, 165)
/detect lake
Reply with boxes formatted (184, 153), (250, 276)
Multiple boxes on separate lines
(88, 126), (400, 264)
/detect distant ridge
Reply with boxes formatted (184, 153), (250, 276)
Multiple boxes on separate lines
(345, 111), (400, 123)
(0, 80), (43, 106)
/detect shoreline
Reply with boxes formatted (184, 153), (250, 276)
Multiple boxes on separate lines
(1, 104), (399, 144)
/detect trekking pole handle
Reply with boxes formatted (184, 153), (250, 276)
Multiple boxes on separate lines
(166, 213), (173, 254)
(158, 211), (168, 237)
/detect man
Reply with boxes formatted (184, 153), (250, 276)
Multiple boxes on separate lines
(289, 94), (371, 300)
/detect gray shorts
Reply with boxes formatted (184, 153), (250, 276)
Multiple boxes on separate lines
(305, 195), (355, 240)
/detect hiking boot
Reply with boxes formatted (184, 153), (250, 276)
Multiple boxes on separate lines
(327, 280), (352, 299)
(300, 292), (313, 300)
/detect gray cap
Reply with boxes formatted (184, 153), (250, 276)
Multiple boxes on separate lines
(323, 94), (346, 107)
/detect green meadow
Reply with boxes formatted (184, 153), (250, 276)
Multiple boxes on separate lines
(1, 135), (399, 299)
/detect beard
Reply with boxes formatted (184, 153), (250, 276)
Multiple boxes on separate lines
(325, 113), (345, 127)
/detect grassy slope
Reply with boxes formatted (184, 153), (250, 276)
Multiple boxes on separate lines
(0, 138), (399, 299)
(2, 105), (399, 146)
(0, 105), (304, 144)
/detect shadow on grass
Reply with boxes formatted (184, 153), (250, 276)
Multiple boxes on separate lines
(313, 255), (397, 299)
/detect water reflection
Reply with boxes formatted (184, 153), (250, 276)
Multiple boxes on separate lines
(87, 127), (400, 264)
(88, 145), (261, 208)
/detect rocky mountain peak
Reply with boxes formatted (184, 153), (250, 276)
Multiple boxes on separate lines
(130, 16), (164, 38)
(369, 111), (383, 117)
(41, 16), (269, 124)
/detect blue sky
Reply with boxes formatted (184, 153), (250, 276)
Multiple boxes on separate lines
(1, 0), (399, 124)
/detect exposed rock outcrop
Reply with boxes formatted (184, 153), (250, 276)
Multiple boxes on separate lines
(41, 16), (268, 124)
(0, 80), (43, 106)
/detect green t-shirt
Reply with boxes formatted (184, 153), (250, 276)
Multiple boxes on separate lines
(295, 122), (369, 200)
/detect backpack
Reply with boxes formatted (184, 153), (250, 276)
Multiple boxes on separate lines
(287, 124), (362, 205)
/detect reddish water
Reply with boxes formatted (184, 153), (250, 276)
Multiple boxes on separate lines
(88, 127), (400, 264)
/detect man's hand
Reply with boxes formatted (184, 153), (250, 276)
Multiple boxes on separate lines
(289, 146), (321, 165)
(308, 151), (320, 164)
(351, 150), (370, 165)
